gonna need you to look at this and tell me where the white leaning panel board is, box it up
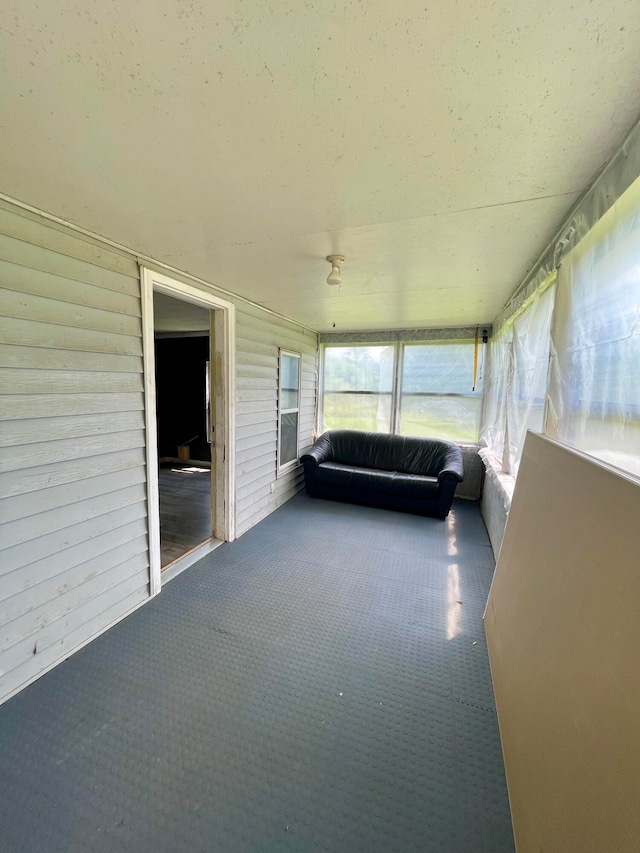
[485,431,640,853]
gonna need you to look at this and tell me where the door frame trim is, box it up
[140,267,236,595]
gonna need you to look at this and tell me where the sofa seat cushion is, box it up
[315,461,439,499]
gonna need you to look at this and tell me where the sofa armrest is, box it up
[435,472,459,519]
[438,464,464,483]
[300,433,334,467]
[301,433,334,498]
[437,445,464,483]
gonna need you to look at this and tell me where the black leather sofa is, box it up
[300,429,464,519]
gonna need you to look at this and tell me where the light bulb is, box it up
[327,265,342,286]
[326,255,345,286]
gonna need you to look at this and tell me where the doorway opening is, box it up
[141,269,236,595]
[154,295,212,568]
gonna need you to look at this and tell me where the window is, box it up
[480,324,512,467]
[506,283,555,474]
[278,350,300,472]
[482,175,640,482]
[480,280,555,474]
[547,176,640,477]
[320,339,482,441]
[322,345,394,433]
[399,342,484,442]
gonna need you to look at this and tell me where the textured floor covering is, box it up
[159,464,212,567]
[0,494,514,853]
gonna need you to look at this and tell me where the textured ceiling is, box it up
[1,1,640,331]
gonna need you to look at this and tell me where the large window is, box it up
[278,350,300,472]
[481,174,640,482]
[323,345,394,433]
[547,176,640,477]
[321,339,483,441]
[400,342,484,442]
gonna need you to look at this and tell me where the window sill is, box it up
[276,460,300,479]
[479,448,515,511]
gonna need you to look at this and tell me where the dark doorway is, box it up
[155,336,211,464]
[153,294,213,568]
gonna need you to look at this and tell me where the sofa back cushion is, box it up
[325,430,458,477]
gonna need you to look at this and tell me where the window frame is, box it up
[397,340,485,442]
[319,339,483,442]
[318,341,396,436]
[277,349,301,475]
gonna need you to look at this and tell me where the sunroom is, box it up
[1,2,640,850]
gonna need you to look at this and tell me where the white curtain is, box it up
[546,176,640,478]
[506,282,556,475]
[480,325,512,467]
[481,278,555,474]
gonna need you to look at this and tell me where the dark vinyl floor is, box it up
[159,463,212,567]
[0,494,515,853]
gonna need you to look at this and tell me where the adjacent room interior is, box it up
[153,292,214,568]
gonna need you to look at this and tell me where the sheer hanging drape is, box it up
[546,176,640,477]
[506,283,555,475]
[480,325,512,467]
[480,278,555,474]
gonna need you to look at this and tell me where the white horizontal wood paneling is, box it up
[0,344,142,373]
[235,422,277,442]
[0,468,146,526]
[1,581,149,703]
[1,553,149,655]
[236,465,277,495]
[0,258,141,315]
[0,522,147,616]
[0,448,145,498]
[0,482,147,548]
[236,470,304,532]
[0,216,150,706]
[236,389,278,404]
[234,302,318,537]
[236,410,276,430]
[0,210,139,279]
[1,504,148,575]
[0,316,143,355]
[236,363,277,379]
[236,440,279,467]
[0,412,145,447]
[0,200,320,704]
[0,367,143,395]
[0,536,148,628]
[1,288,141,336]
[0,430,145,473]
[0,392,143,420]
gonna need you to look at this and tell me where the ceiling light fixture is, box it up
[326,254,345,286]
